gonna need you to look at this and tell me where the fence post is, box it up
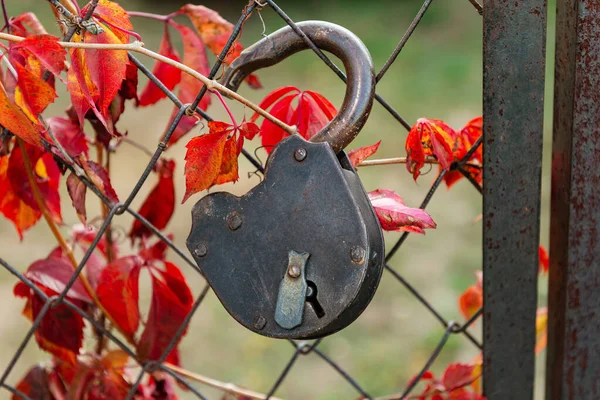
[547,2,600,399]
[482,1,547,398]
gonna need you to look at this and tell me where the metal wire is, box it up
[0,1,485,399]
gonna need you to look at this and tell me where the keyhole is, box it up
[306,280,325,318]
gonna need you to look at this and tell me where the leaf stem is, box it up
[210,89,238,128]
[0,32,297,135]
[18,138,134,345]
[127,11,171,22]
[162,362,283,400]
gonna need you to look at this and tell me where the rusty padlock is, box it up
[186,21,384,339]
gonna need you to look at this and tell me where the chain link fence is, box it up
[0,0,486,398]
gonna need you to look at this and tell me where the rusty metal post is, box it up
[547,1,600,399]
[482,1,547,398]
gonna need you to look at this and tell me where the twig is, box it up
[0,32,296,135]
[127,11,172,22]
[358,156,481,169]
[162,362,283,400]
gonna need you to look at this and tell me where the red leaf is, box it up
[84,29,128,119]
[539,245,549,274]
[182,127,230,203]
[67,173,87,224]
[9,12,47,37]
[24,256,92,303]
[138,26,182,106]
[0,81,43,148]
[458,271,483,321]
[12,365,53,400]
[46,116,89,158]
[305,90,337,120]
[238,121,260,141]
[81,158,119,203]
[167,22,211,145]
[8,144,62,224]
[71,224,119,261]
[139,234,173,263]
[259,93,296,154]
[297,93,337,139]
[250,86,300,123]
[67,48,104,128]
[0,155,41,238]
[28,284,85,364]
[96,255,143,337]
[347,141,381,169]
[11,34,66,78]
[443,363,475,391]
[406,118,457,181]
[137,261,193,363]
[368,189,436,234]
[179,4,262,88]
[130,159,176,241]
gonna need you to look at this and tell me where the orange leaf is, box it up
[166,22,211,145]
[0,82,43,148]
[0,155,41,239]
[406,118,456,181]
[214,135,239,185]
[182,127,229,203]
[536,307,548,354]
[459,271,483,321]
[67,47,103,127]
[347,141,381,168]
[10,34,66,78]
[14,62,57,116]
[92,0,134,44]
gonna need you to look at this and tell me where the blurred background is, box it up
[0,0,556,398]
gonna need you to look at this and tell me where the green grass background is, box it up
[0,0,556,398]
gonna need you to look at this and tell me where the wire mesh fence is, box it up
[0,0,486,398]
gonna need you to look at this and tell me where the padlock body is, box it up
[187,135,384,339]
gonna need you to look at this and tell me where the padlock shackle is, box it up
[220,21,375,154]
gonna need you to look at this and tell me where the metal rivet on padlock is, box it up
[187,21,384,340]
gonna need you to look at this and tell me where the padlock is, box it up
[186,21,384,339]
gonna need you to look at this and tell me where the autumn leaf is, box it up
[459,271,483,321]
[166,22,211,145]
[96,255,143,337]
[0,81,44,148]
[10,34,66,78]
[347,141,381,168]
[13,62,57,117]
[80,158,119,203]
[46,117,89,160]
[137,261,193,364]
[12,365,53,400]
[139,234,173,263]
[138,25,182,106]
[179,4,262,88]
[91,0,135,45]
[14,282,85,364]
[8,144,62,224]
[23,256,92,303]
[67,174,87,224]
[536,307,548,354]
[130,159,176,241]
[406,118,456,181]
[413,363,485,400]
[251,86,337,153]
[0,155,41,238]
[443,117,483,189]
[539,245,549,274]
[9,12,47,37]
[183,121,237,203]
[367,189,436,234]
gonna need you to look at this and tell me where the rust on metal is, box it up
[482,0,547,398]
[547,1,600,399]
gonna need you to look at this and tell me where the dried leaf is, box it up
[347,141,381,168]
[130,159,176,241]
[96,255,143,337]
[368,189,436,234]
[67,173,87,224]
[81,158,119,203]
[138,26,182,106]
